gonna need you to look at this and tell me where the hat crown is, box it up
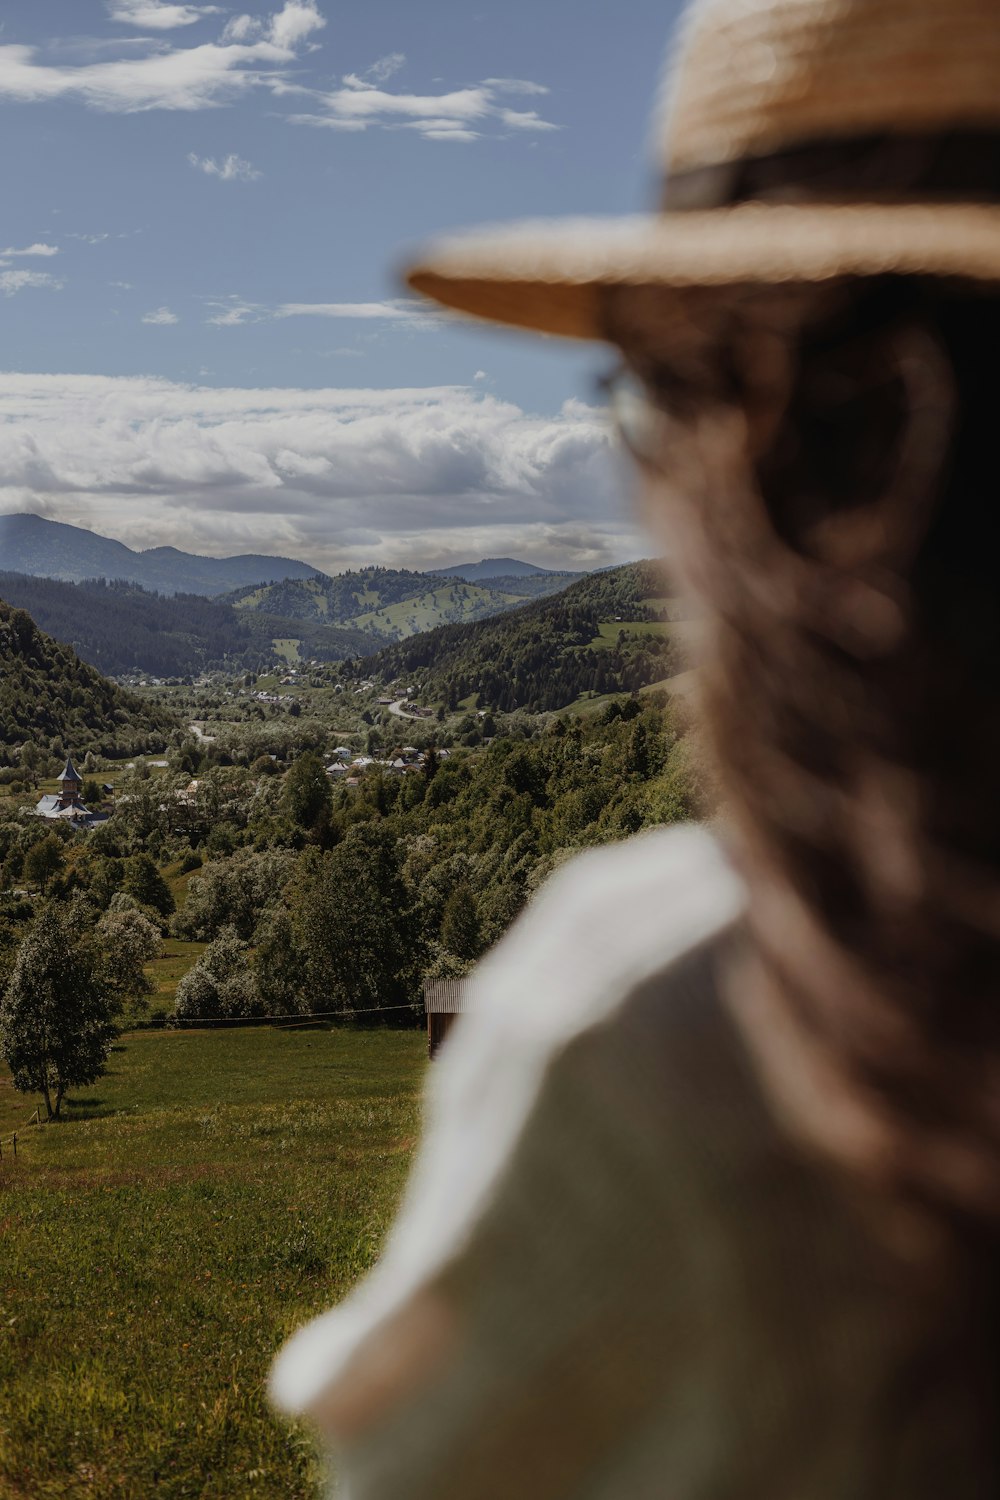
[663,0,1000,176]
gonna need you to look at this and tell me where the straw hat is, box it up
[405,0,1000,340]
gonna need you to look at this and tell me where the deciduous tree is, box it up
[0,904,117,1119]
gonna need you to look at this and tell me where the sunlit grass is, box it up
[0,1026,426,1499]
[146,936,208,1011]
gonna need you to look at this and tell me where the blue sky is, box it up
[0,0,681,573]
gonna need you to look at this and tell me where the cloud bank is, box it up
[0,373,639,573]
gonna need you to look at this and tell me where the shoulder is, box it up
[464,822,745,1054]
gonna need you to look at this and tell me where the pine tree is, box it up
[440,883,482,962]
[122,852,175,919]
[283,752,333,831]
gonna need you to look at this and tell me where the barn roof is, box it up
[423,977,475,1015]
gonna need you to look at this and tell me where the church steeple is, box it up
[57,757,83,808]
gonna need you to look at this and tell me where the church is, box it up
[33,757,106,829]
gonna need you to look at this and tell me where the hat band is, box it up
[663,129,1000,212]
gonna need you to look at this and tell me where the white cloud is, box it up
[203,296,437,328]
[0,2,325,113]
[288,74,558,141]
[0,372,637,572]
[368,52,405,84]
[274,299,435,324]
[473,370,488,382]
[268,0,326,50]
[1,269,64,296]
[482,78,550,95]
[188,151,261,180]
[142,306,179,323]
[205,297,262,326]
[221,1,325,49]
[106,0,224,28]
[2,243,59,257]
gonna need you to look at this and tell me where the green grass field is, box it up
[146,936,208,1012]
[0,1027,426,1499]
[270,639,301,666]
[588,620,683,651]
[352,583,520,640]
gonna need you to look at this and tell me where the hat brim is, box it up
[405,203,1000,341]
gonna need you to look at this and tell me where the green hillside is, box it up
[226,565,582,641]
[342,561,686,713]
[0,600,177,760]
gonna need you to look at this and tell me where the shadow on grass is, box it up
[63,1095,115,1120]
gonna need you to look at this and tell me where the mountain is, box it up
[0,513,321,597]
[429,557,554,582]
[0,600,177,760]
[0,573,380,678]
[226,565,582,642]
[341,561,686,714]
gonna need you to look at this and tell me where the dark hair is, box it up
[605,272,1000,1241]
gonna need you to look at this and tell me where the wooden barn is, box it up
[423,977,474,1059]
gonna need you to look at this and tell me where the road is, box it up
[387,699,425,721]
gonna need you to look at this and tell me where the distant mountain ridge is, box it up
[429,557,553,582]
[226,565,583,641]
[0,513,322,597]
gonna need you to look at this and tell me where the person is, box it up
[272,0,1000,1493]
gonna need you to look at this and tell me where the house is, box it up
[33,756,107,830]
[326,763,349,778]
[423,977,474,1059]
[332,746,352,761]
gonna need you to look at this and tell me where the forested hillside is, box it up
[0,573,379,677]
[343,561,683,712]
[227,565,582,640]
[0,601,177,760]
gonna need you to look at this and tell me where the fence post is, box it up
[11,1134,16,1158]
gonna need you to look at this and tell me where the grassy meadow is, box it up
[0,1026,426,1499]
